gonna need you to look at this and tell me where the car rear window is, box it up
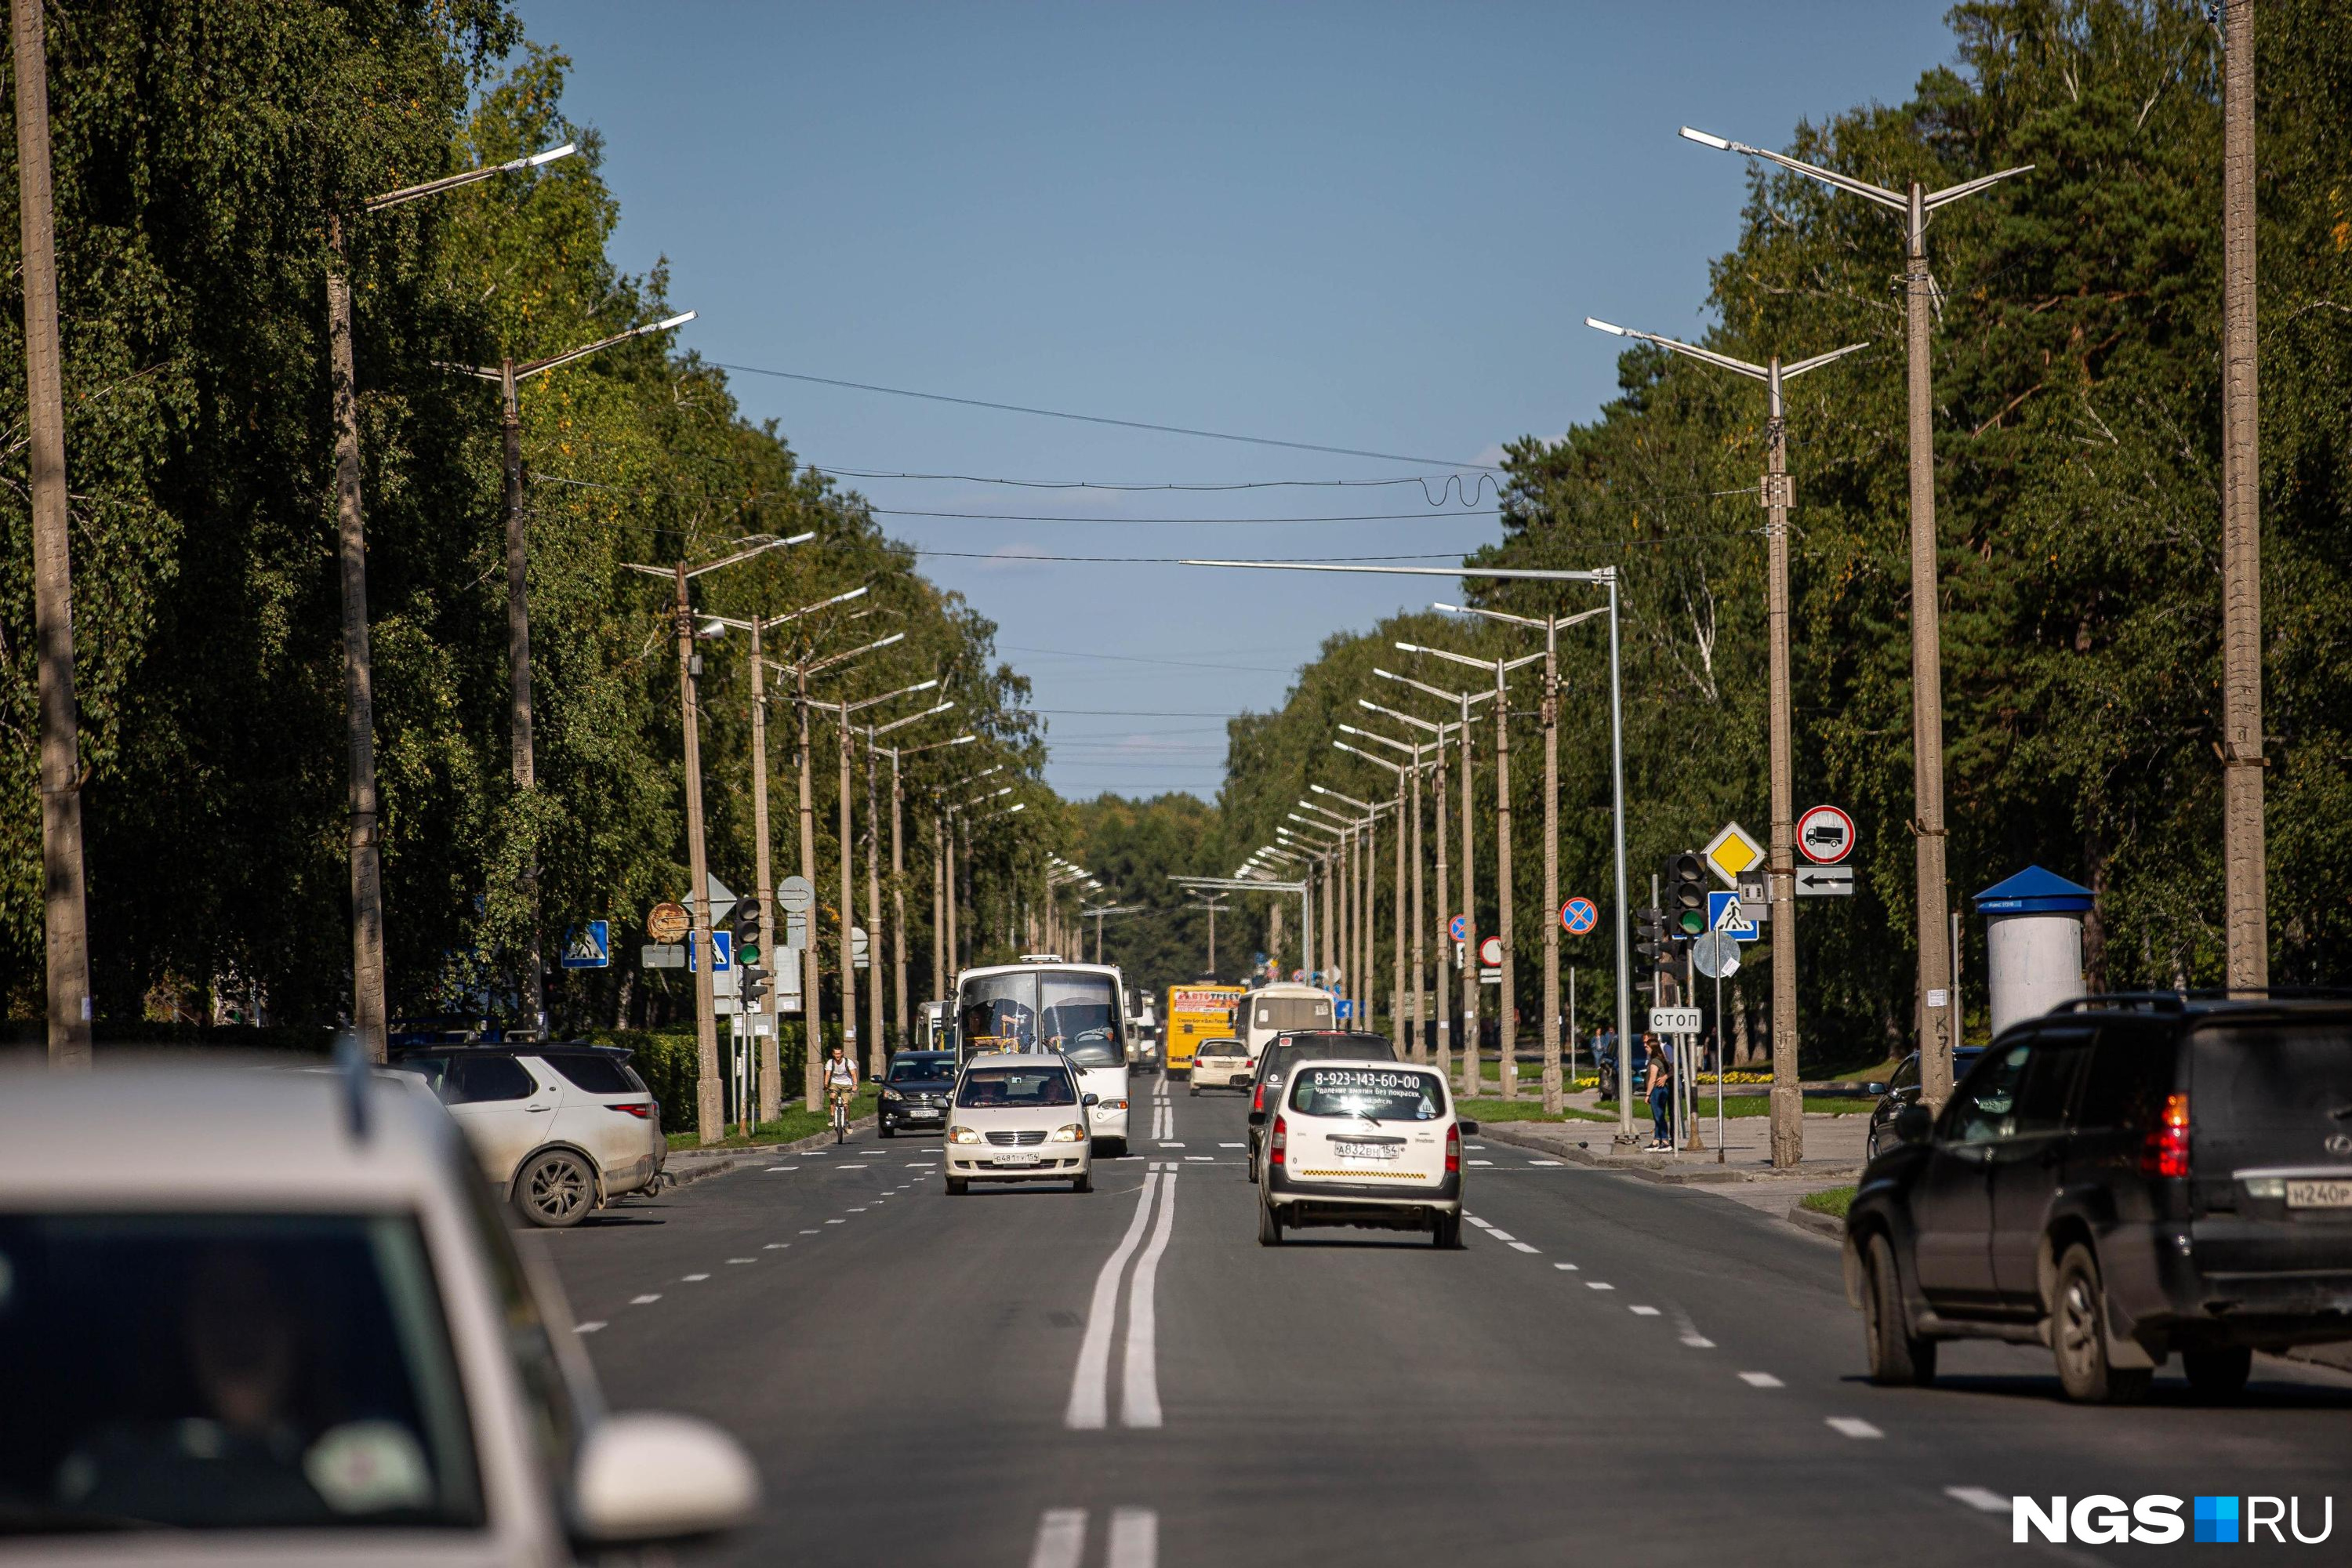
[1198,1040,1246,1058]
[540,1053,639,1096]
[0,1213,483,1533]
[2190,1021,2352,1168]
[1289,1066,1446,1121]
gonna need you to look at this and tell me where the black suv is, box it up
[1845,996,2352,1403]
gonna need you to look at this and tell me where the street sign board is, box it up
[706,873,739,925]
[1560,897,1599,935]
[1478,935,1504,967]
[560,921,610,970]
[1795,865,1856,897]
[1336,999,1353,1020]
[1650,1006,1703,1035]
[1480,969,1501,985]
[776,874,815,915]
[1797,804,1856,866]
[851,926,870,971]
[1448,914,1469,942]
[641,943,684,969]
[1702,822,1765,889]
[1692,932,1742,980]
[1737,872,1769,923]
[779,909,808,951]
[688,931,734,971]
[646,901,691,943]
[1706,890,1759,942]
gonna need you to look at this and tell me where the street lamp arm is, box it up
[1586,318,1770,383]
[1436,601,1609,633]
[363,142,577,212]
[1923,163,2033,212]
[686,532,815,579]
[844,677,940,717]
[1190,561,1613,586]
[806,630,906,676]
[870,699,954,738]
[1356,697,1446,737]
[1780,340,1874,380]
[1372,665,1493,709]
[1681,125,1907,212]
[516,312,698,380]
[1333,740,1404,775]
[1310,782,1378,811]
[1337,722,1416,759]
[902,731,979,758]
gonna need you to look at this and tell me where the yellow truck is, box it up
[1163,983,1243,1078]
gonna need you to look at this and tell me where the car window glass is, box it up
[1888,1057,1918,1093]
[539,1054,633,1096]
[1290,1066,1444,1120]
[888,1055,954,1083]
[1941,1041,2030,1143]
[2011,1030,2094,1135]
[390,1055,452,1095]
[2074,1023,2176,1130]
[448,1056,535,1105]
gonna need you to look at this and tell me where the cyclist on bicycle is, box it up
[823,1046,859,1125]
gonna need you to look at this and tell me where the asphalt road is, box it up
[531,1076,2352,1567]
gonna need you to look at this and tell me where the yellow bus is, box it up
[1163,983,1243,1078]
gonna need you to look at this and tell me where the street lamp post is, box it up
[864,703,953,1054]
[1344,720,1431,1061]
[1332,746,1410,1056]
[880,730,973,1038]
[827,678,938,1075]
[1587,318,1868,1165]
[330,140,577,1060]
[1680,125,2027,1106]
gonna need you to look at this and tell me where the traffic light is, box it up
[1664,851,1708,938]
[731,902,762,968]
[741,965,772,1009]
[1633,906,1673,999]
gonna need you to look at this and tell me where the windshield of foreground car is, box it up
[955,1067,1079,1109]
[1289,1066,1446,1122]
[0,1212,482,1533]
[887,1054,956,1083]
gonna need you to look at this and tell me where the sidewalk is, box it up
[1467,1078,1869,1186]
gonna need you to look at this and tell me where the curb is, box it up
[657,1114,880,1191]
[1783,1202,1846,1240]
[1475,1122,1745,1184]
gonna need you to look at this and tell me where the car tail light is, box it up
[1270,1115,1287,1167]
[1252,1081,1265,1113]
[609,1102,654,1120]
[1445,1123,1461,1174]
[2140,1092,2190,1178]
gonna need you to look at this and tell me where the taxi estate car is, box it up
[944,1053,1098,1195]
[1251,1059,1475,1247]
[0,1054,758,1562]
[1187,1036,1253,1095]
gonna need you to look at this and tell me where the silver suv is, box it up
[390,1045,666,1228]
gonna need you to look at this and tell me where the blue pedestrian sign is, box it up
[560,920,611,970]
[688,930,733,971]
[1559,897,1599,935]
[1336,999,1354,1021]
[1708,890,1759,942]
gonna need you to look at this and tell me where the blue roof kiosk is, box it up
[1973,866,2096,1036]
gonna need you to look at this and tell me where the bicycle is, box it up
[829,1088,851,1144]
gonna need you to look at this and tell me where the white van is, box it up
[1235,981,1336,1062]
[951,960,1131,1158]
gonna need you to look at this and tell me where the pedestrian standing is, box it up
[1643,1033,1671,1150]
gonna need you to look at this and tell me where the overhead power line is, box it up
[713,361,1503,471]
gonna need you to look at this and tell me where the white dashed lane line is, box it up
[575,1321,606,1334]
[764,1243,789,1250]
[836,1164,869,1171]
[1553,1261,1580,1272]
[765,1165,799,1172]
[1739,1372,1784,1388]
[1586,1282,1615,1291]
[1507,1241,1539,1254]
[799,1228,820,1235]
[825,1219,845,1225]
[1682,1334,1716,1348]
[727,1257,756,1265]
[1219,1142,1243,1148]
[1947,1488,2009,1515]
[1628,1305,1660,1316]
[681,1273,710,1283]
[1826,1417,1884,1439]
[630,1294,661,1305]
[1530,1159,1563,1167]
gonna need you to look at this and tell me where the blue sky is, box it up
[509,2,1958,800]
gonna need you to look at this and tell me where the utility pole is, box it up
[2220,0,2267,992]
[797,666,820,1110]
[932,798,947,1000]
[1679,125,2026,1105]
[891,752,907,1042]
[1392,771,1406,1055]
[1586,318,1866,1167]
[749,615,778,1123]
[1493,660,1515,1099]
[12,0,89,1065]
[674,564,720,1139]
[1459,695,1477,1097]
[837,700,856,1073]
[1433,730,1450,1080]
[865,735,884,1067]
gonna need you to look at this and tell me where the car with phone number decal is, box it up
[1253,1061,1475,1248]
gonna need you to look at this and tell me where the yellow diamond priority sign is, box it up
[1702,822,1764,889]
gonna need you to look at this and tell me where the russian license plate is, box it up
[1334,1140,1399,1162]
[906,1107,940,1119]
[2285,1179,2352,1209]
[996,1152,1041,1167]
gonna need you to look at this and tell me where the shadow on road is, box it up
[1840,1371,2352,1410]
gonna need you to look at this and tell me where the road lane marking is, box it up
[1469,1159,1495,1167]
[825,1219,844,1225]
[1185,1156,1213,1162]
[1628,1305,1660,1316]
[681,1273,709,1282]
[1220,1142,1243,1148]
[1530,1159,1563,1166]
[1682,1335,1716,1348]
[1109,1506,1159,1568]
[800,1228,819,1234]
[630,1294,661,1305]
[765,1166,799,1172]
[1484,1229,1518,1243]
[1508,1241,1539,1254]
[1122,1171,1180,1428]
[1065,1172,1163,1430]
[1739,1372,1783,1388]
[1466,1144,1486,1150]
[764,1243,789,1250]
[575,1321,606,1334]
[727,1257,756,1265]
[1586,1282,1615,1290]
[1826,1417,1883,1439]
[1159,1142,1185,1148]
[1947,1488,2009,1514]
[1029,1507,1087,1568]
[836,1163,868,1170]
[1467,1215,1494,1229]
[1553,1262,1580,1271]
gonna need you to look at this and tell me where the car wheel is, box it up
[879,1121,895,1138]
[1098,1138,1127,1160]
[1189,1082,1200,1097]
[1864,1127,1878,1163]
[2183,1346,2252,1401]
[517,1150,594,1229]
[1073,1171,1094,1193]
[2052,1243,2151,1404]
[1432,1211,1464,1250]
[1257,1196,1283,1247]
[945,1177,969,1196]
[1860,1232,1936,1386]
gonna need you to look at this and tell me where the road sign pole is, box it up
[1494,655,1517,1102]
[675,564,721,1145]
[1715,966,1726,1163]
[750,615,780,1123]
[1541,620,1561,1114]
[1606,576,1634,1145]
[1432,736,1451,1083]
[1458,693,1478,1099]
[1764,361,1803,1168]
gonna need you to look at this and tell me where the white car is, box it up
[1188,1036,1252,1094]
[944,1054,1097,1195]
[0,1058,757,1562]
[390,1044,665,1228]
[1253,1060,1475,1248]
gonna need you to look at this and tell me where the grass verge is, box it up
[666,1086,880,1150]
[1459,1096,1619,1124]
[1799,1185,1856,1219]
[1595,1094,1878,1118]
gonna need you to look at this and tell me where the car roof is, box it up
[2046,992,2352,1022]
[956,960,1124,983]
[960,1051,1075,1067]
[0,1062,466,1207]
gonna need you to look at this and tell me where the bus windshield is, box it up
[956,971,1124,1067]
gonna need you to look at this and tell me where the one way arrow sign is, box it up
[1795,865,1855,897]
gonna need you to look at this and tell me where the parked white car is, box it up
[390,1044,665,1228]
[0,1058,757,1562]
[1252,1060,1475,1247]
[944,1054,1097,1195]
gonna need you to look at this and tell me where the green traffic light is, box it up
[1675,910,1707,936]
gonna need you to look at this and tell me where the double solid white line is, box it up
[1030,1506,1157,1568]
[1065,1169,1180,1429]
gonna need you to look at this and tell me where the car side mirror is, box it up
[1894,1102,1933,1146]
[1083,1092,1099,1107]
[1865,1082,1886,1098]
[571,1412,758,1544]
[1247,1109,1265,1127]
[1457,1119,1480,1135]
